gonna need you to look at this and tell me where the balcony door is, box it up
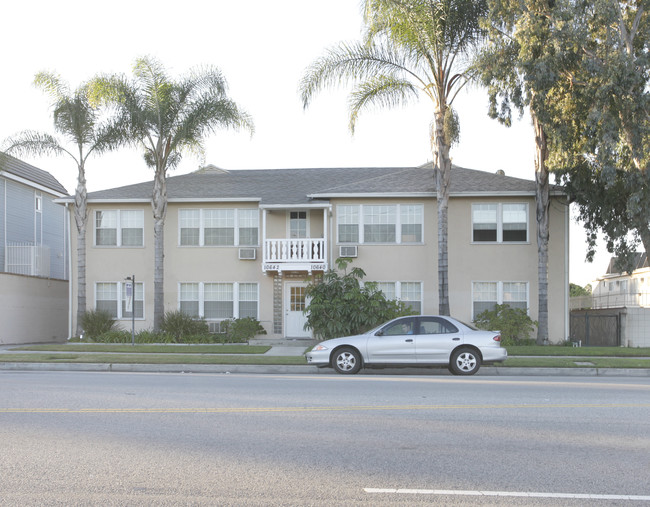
[285,282,310,338]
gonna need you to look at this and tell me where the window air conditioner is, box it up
[238,248,257,260]
[339,245,358,258]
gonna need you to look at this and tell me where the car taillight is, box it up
[493,334,501,342]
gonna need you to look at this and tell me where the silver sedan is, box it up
[305,315,507,375]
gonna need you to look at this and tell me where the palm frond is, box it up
[348,75,419,133]
[3,131,73,160]
[300,40,428,108]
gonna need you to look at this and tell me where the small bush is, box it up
[160,311,210,342]
[135,330,174,344]
[81,310,118,339]
[224,317,267,343]
[474,304,537,346]
[96,330,132,343]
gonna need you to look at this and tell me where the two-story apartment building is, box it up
[0,153,69,344]
[63,164,570,342]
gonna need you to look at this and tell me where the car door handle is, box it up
[452,337,460,341]
[405,339,414,342]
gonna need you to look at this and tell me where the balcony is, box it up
[263,238,327,273]
[5,242,51,278]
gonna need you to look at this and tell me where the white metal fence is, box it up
[5,242,50,277]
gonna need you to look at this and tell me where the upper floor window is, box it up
[289,211,308,239]
[337,204,423,244]
[95,210,144,247]
[35,192,42,213]
[179,208,259,247]
[472,203,528,243]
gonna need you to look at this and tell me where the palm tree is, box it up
[91,57,254,330]
[3,72,125,335]
[300,0,487,315]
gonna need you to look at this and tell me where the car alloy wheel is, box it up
[333,347,361,374]
[450,347,481,375]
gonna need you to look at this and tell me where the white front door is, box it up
[285,282,310,338]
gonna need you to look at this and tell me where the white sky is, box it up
[1,0,611,286]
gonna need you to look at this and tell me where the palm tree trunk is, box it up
[432,109,451,316]
[74,164,87,337]
[533,111,550,345]
[152,166,168,331]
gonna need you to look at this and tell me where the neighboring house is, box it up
[0,153,69,344]
[591,253,650,309]
[61,164,570,343]
[570,253,649,348]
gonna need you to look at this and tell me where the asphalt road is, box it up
[1,371,650,506]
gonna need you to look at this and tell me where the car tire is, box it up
[449,347,481,376]
[332,347,362,374]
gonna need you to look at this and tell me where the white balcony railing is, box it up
[570,291,650,310]
[5,242,51,277]
[263,238,327,272]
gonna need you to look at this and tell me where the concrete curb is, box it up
[1,362,650,377]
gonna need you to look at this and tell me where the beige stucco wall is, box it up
[0,273,69,344]
[72,194,569,342]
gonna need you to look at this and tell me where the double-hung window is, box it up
[472,281,529,318]
[337,204,423,244]
[369,281,423,314]
[179,209,259,246]
[95,281,144,319]
[204,210,234,246]
[472,203,528,243]
[95,210,144,247]
[179,282,259,320]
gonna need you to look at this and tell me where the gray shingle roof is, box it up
[0,152,69,195]
[84,164,547,205]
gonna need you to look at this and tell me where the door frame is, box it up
[284,281,311,338]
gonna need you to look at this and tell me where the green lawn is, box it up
[505,346,650,357]
[11,344,272,354]
[0,353,306,365]
[1,343,649,369]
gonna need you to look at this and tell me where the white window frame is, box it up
[95,281,145,320]
[288,210,310,239]
[367,280,423,314]
[94,209,145,247]
[471,203,529,244]
[337,204,424,245]
[471,281,530,319]
[178,208,260,247]
[178,282,259,320]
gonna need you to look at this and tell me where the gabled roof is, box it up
[80,164,552,206]
[0,152,68,196]
[605,253,649,275]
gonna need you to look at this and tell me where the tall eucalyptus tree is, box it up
[91,57,254,330]
[4,72,125,335]
[552,0,650,272]
[477,0,582,343]
[300,0,487,316]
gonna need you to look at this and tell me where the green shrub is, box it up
[474,304,537,346]
[96,330,132,343]
[305,258,416,340]
[81,310,118,339]
[224,317,267,343]
[135,330,174,344]
[160,311,209,342]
